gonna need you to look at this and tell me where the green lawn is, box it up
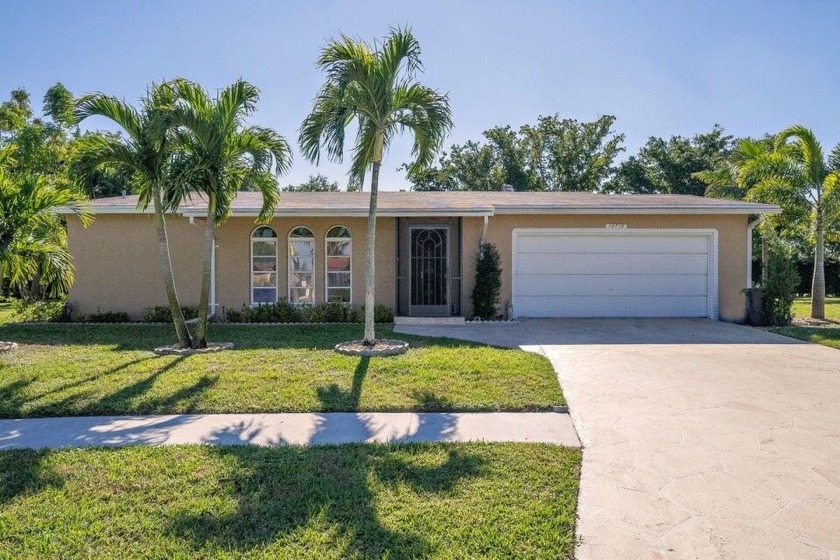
[769,325,840,350]
[791,296,840,321]
[0,303,14,325]
[0,323,564,417]
[0,443,580,559]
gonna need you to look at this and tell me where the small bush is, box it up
[239,301,303,323]
[11,299,67,322]
[472,242,502,319]
[83,310,131,323]
[361,304,394,324]
[761,238,799,326]
[302,302,358,323]
[225,307,243,323]
[141,305,199,323]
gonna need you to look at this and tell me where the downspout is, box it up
[480,215,489,245]
[209,239,216,320]
[746,215,765,289]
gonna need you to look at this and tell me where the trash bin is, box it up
[743,288,765,326]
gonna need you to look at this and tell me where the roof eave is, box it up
[492,205,782,215]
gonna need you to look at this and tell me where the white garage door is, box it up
[512,229,717,318]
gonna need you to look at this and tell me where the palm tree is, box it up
[770,125,840,319]
[299,27,453,344]
[73,84,194,346]
[168,79,292,348]
[0,167,91,299]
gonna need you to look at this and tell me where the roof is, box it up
[67,191,780,217]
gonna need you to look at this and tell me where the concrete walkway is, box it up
[397,319,840,560]
[0,412,580,449]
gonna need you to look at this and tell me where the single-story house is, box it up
[61,191,779,323]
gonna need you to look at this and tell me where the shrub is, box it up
[224,307,243,323]
[83,310,131,323]
[11,299,67,322]
[302,302,359,323]
[471,242,502,319]
[761,237,799,326]
[239,301,303,323]
[140,305,199,323]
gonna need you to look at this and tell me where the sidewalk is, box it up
[0,412,580,449]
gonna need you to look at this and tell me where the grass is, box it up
[0,443,580,559]
[0,303,14,325]
[769,325,840,349]
[0,323,564,417]
[791,296,840,321]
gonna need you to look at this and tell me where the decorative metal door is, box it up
[410,227,449,316]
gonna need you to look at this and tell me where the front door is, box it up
[410,227,449,316]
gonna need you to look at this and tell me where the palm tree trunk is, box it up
[812,205,826,319]
[363,161,381,345]
[195,194,216,348]
[153,191,193,348]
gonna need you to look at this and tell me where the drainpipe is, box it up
[209,239,217,320]
[746,216,765,289]
[480,215,489,245]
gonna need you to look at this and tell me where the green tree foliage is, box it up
[43,83,76,129]
[606,125,734,195]
[300,27,452,344]
[0,86,96,300]
[282,173,339,192]
[471,242,502,319]
[405,115,623,192]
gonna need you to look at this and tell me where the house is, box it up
[61,191,779,323]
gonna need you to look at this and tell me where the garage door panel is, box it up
[515,296,709,318]
[515,274,708,297]
[516,252,709,275]
[516,234,709,255]
[512,230,715,319]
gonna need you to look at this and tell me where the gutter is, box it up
[746,216,765,289]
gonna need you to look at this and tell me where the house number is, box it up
[606,223,628,229]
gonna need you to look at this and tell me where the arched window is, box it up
[288,226,315,304]
[325,226,351,303]
[251,226,278,304]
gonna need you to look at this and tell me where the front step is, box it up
[393,316,466,326]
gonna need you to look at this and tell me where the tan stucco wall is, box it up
[67,214,396,319]
[459,213,749,322]
[67,212,749,322]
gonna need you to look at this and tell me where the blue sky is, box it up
[2,0,838,191]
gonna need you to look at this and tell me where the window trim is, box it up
[250,226,278,306]
[325,225,352,305]
[288,225,316,305]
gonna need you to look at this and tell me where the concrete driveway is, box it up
[396,319,840,560]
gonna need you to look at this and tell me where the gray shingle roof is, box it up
[79,191,780,216]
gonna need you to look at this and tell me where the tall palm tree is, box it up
[168,79,292,348]
[0,167,91,299]
[299,27,453,344]
[771,125,840,319]
[696,137,809,285]
[73,84,194,346]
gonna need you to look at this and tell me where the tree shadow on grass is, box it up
[167,443,486,558]
[316,356,369,411]
[0,355,218,418]
[0,449,62,506]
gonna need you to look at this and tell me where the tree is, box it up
[404,115,622,192]
[765,125,840,319]
[300,27,453,344]
[282,174,339,192]
[0,165,91,300]
[43,83,76,129]
[168,79,292,348]
[519,115,624,192]
[606,125,734,195]
[73,83,194,347]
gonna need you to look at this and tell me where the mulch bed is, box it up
[153,342,235,356]
[0,341,17,353]
[334,339,409,357]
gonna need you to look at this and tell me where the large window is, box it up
[251,226,278,304]
[325,226,352,303]
[288,226,315,304]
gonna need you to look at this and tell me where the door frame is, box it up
[409,225,451,317]
[510,228,719,319]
